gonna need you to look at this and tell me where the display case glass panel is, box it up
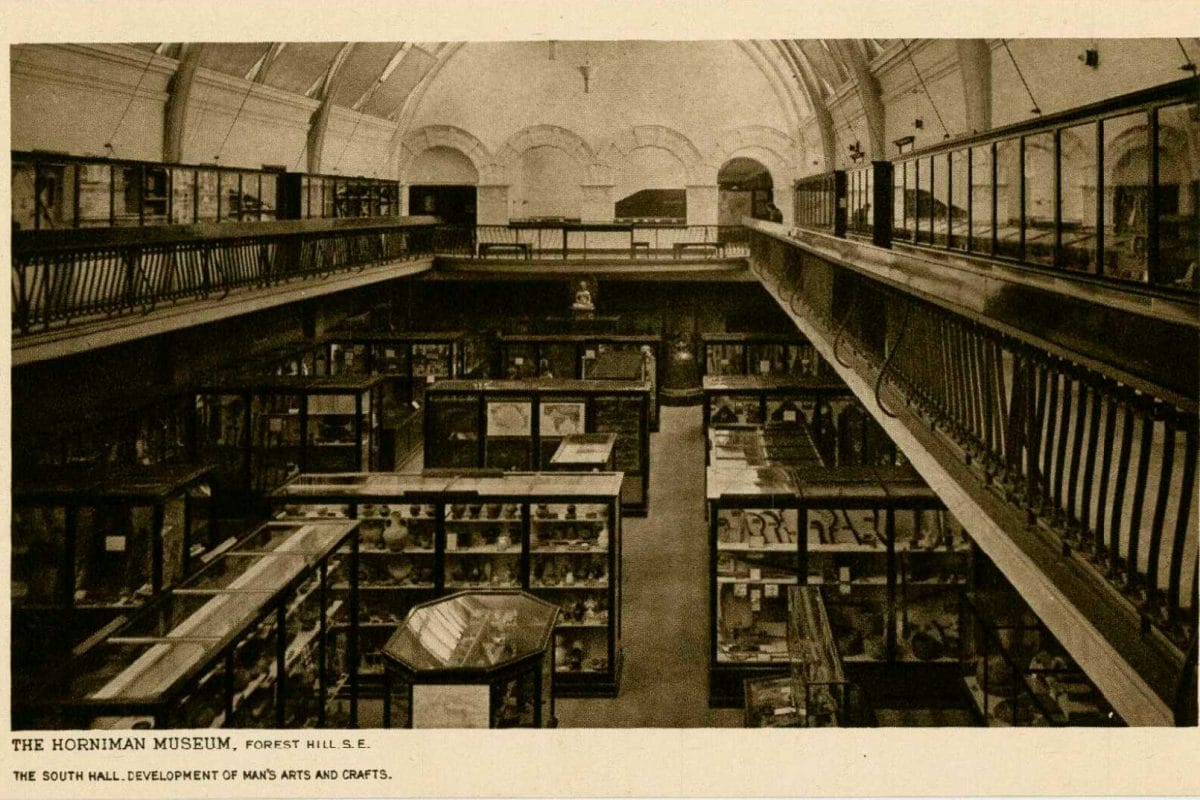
[196,169,220,222]
[251,392,303,492]
[443,502,523,590]
[425,394,480,468]
[170,168,196,224]
[12,505,67,607]
[78,163,112,227]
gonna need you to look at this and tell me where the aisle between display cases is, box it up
[496,334,664,431]
[16,519,362,730]
[272,470,624,698]
[190,375,384,513]
[423,379,651,515]
[707,463,970,706]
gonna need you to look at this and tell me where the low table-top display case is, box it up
[381,591,559,728]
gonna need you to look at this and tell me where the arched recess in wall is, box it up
[717,157,775,225]
[397,125,492,222]
[497,125,598,221]
[611,146,689,222]
[712,126,799,223]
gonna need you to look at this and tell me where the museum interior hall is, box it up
[7,36,1199,731]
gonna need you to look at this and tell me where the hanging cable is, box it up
[1000,39,1042,115]
[1177,39,1198,73]
[213,49,272,163]
[329,110,366,175]
[901,40,951,139]
[873,296,912,419]
[104,49,158,155]
[831,281,859,369]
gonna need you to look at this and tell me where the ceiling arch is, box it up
[494,124,607,184]
[597,125,709,185]
[397,124,500,183]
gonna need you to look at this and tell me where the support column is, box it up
[476,184,509,225]
[162,43,206,163]
[834,40,886,160]
[580,184,614,223]
[686,185,719,226]
[956,39,993,135]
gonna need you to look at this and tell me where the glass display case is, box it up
[549,433,618,472]
[706,424,825,469]
[17,519,361,730]
[192,376,383,511]
[424,379,651,515]
[272,470,625,697]
[743,586,849,727]
[700,333,827,380]
[496,334,664,430]
[703,375,897,467]
[961,583,1123,727]
[381,591,558,728]
[707,463,970,706]
[12,465,216,618]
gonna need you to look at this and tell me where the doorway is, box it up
[408,185,478,226]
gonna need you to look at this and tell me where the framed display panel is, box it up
[549,433,618,472]
[706,463,970,706]
[191,376,383,512]
[271,470,625,698]
[17,519,361,730]
[380,591,558,728]
[496,334,664,431]
[323,332,485,470]
[424,379,651,515]
[700,333,827,380]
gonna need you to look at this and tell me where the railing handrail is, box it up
[14,216,444,254]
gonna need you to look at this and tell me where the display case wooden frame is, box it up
[700,333,825,380]
[424,379,651,515]
[190,375,384,513]
[271,470,625,698]
[496,334,664,431]
[322,332,488,469]
[380,590,559,728]
[16,519,361,730]
[707,463,970,706]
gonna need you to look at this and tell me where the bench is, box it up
[631,241,651,258]
[478,242,531,260]
[672,241,724,259]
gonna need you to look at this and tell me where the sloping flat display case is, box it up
[700,333,829,381]
[706,464,969,706]
[961,586,1123,727]
[706,424,825,470]
[17,519,361,730]
[12,465,217,680]
[380,591,559,728]
[191,376,383,512]
[497,334,664,431]
[424,379,651,516]
[703,375,897,467]
[271,471,625,698]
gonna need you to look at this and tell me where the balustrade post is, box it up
[871,161,893,248]
[833,170,848,238]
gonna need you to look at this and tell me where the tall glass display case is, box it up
[496,334,664,430]
[191,376,383,511]
[322,331,487,468]
[700,333,826,380]
[424,379,651,515]
[17,519,361,730]
[707,463,970,706]
[271,470,625,697]
[380,591,558,728]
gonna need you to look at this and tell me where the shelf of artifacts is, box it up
[15,519,361,731]
[190,375,384,510]
[743,586,851,728]
[703,375,898,468]
[423,378,651,516]
[700,332,828,380]
[319,331,488,470]
[496,333,665,430]
[271,469,624,697]
[960,563,1124,727]
[706,463,971,707]
[11,464,218,693]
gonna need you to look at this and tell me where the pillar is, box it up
[686,185,719,226]
[476,184,509,225]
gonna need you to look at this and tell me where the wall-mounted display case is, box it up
[191,376,383,512]
[380,591,558,728]
[743,586,849,727]
[424,379,651,515]
[322,332,488,469]
[707,463,970,706]
[496,334,664,431]
[700,333,828,380]
[703,375,897,468]
[961,582,1123,727]
[271,470,624,698]
[17,519,361,730]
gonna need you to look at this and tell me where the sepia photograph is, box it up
[3,1,1200,798]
